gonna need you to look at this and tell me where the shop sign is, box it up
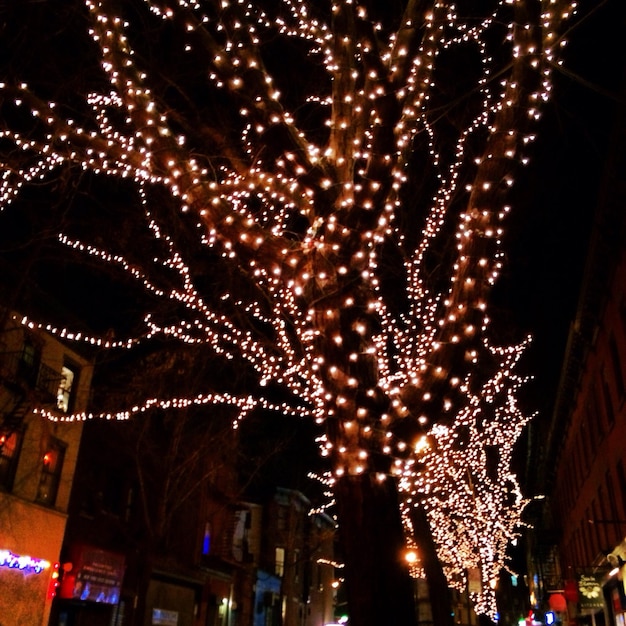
[578,574,604,610]
[59,544,124,605]
[152,608,178,625]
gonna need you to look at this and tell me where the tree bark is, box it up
[334,474,417,626]
[410,505,455,626]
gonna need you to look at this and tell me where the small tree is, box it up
[0,1,577,624]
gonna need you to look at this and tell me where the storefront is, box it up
[52,544,126,626]
[0,494,68,625]
[604,572,626,626]
[602,540,626,626]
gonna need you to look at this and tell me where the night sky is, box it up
[492,0,624,438]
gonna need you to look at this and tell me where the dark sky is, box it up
[492,0,625,431]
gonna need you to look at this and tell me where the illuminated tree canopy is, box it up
[0,0,576,619]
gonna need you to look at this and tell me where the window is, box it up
[579,425,591,475]
[57,362,78,413]
[592,496,605,550]
[617,460,626,520]
[36,437,66,506]
[17,340,40,387]
[605,471,618,520]
[232,509,252,562]
[574,435,585,486]
[275,547,285,577]
[293,549,300,582]
[609,334,625,398]
[0,428,24,491]
[583,509,593,565]
[591,384,606,437]
[202,522,212,556]
[586,399,599,450]
[277,505,288,531]
[602,373,615,426]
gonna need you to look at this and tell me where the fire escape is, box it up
[0,337,62,433]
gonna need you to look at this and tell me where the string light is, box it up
[0,0,577,617]
[0,549,50,575]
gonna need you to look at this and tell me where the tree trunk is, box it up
[334,474,417,626]
[410,505,455,626]
[131,545,154,626]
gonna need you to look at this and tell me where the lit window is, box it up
[0,428,24,491]
[275,547,285,577]
[57,363,78,413]
[202,522,211,555]
[36,438,66,506]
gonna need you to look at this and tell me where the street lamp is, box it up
[404,549,419,565]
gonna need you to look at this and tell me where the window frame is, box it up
[17,338,42,387]
[35,436,66,506]
[56,359,80,413]
[0,426,25,492]
[275,546,285,577]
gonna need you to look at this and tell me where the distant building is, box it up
[51,409,336,626]
[51,409,244,626]
[0,311,93,626]
[256,487,336,626]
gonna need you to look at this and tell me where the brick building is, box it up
[526,96,626,626]
[252,488,336,626]
[0,311,93,626]
[50,408,244,626]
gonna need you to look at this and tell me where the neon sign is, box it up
[0,549,51,574]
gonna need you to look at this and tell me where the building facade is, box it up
[254,488,336,626]
[0,311,93,626]
[527,96,626,626]
[49,410,244,626]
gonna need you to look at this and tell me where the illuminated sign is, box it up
[59,545,125,605]
[0,549,51,574]
[153,608,179,625]
[579,574,604,610]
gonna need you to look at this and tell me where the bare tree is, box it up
[0,1,577,624]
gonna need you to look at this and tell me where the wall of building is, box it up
[0,494,67,625]
[51,404,247,626]
[529,124,626,625]
[257,488,336,626]
[0,315,92,626]
[552,249,626,574]
[547,247,626,626]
